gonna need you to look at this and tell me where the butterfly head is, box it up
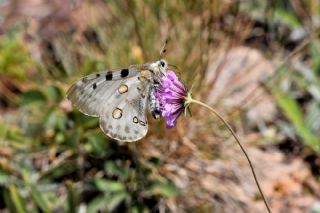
[153,59,168,76]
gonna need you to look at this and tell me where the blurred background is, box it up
[0,0,320,212]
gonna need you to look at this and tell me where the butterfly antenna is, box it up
[159,38,169,59]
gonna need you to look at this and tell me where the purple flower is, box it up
[155,70,187,128]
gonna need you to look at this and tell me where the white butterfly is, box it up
[67,60,168,142]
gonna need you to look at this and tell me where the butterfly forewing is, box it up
[66,68,138,117]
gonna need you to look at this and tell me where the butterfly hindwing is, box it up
[66,68,138,117]
[99,76,151,142]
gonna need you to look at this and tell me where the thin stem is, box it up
[186,96,272,213]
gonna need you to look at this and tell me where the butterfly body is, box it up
[67,60,167,142]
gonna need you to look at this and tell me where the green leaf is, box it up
[3,189,16,213]
[73,112,99,129]
[22,169,52,213]
[87,192,128,213]
[306,101,320,135]
[66,181,79,213]
[106,192,128,211]
[94,179,125,192]
[41,164,76,180]
[44,85,63,103]
[0,171,9,185]
[310,40,320,77]
[9,183,28,213]
[0,34,31,80]
[20,90,47,106]
[65,128,81,149]
[85,132,108,156]
[149,180,178,197]
[273,8,302,28]
[273,89,320,153]
[42,108,58,130]
[87,196,107,213]
[104,161,128,178]
[0,122,24,142]
[29,184,52,213]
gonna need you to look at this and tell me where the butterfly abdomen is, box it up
[148,86,161,119]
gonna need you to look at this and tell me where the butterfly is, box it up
[66,59,168,142]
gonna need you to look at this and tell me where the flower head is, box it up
[155,70,187,128]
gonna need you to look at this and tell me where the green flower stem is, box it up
[185,93,272,213]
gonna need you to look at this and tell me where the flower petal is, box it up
[155,70,187,128]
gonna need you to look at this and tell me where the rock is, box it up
[205,46,277,124]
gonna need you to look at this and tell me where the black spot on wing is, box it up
[93,83,97,89]
[96,73,100,77]
[106,72,113,80]
[121,69,129,78]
